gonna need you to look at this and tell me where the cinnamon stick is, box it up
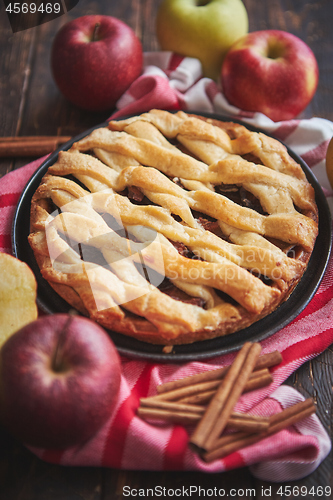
[137,405,270,432]
[140,398,270,422]
[138,406,200,425]
[243,369,273,392]
[156,350,282,394]
[177,369,273,405]
[205,342,262,451]
[189,342,262,452]
[227,414,270,432]
[145,367,272,406]
[0,136,71,157]
[202,398,316,463]
[143,379,222,403]
[139,398,205,414]
[177,389,218,406]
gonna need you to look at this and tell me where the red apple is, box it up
[51,15,143,112]
[221,30,319,122]
[0,314,121,449]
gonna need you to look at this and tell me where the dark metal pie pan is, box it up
[12,112,332,362]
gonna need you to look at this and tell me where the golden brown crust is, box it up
[28,110,318,345]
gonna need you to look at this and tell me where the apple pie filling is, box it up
[29,110,318,345]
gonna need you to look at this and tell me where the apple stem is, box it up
[52,316,72,373]
[92,22,101,42]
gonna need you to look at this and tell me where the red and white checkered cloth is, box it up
[1,52,332,482]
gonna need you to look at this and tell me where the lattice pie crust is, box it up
[29,110,318,345]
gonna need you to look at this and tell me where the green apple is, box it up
[156,0,248,80]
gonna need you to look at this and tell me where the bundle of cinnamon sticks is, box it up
[137,343,316,463]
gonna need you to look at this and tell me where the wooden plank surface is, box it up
[0,0,332,497]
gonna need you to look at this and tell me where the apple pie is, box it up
[28,110,318,345]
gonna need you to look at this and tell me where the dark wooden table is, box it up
[1,1,332,498]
